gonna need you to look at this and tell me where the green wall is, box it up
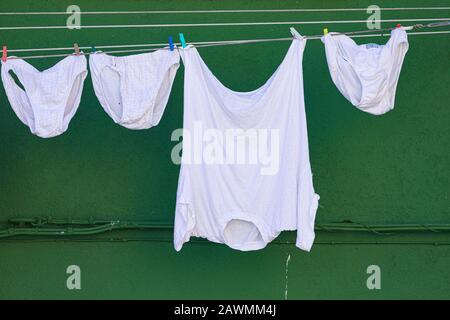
[0,0,449,299]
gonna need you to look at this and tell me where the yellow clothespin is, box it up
[323,28,329,35]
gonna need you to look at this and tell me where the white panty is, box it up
[322,28,409,115]
[1,54,88,138]
[89,49,180,130]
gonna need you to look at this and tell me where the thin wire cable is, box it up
[8,42,169,53]
[7,30,450,61]
[8,38,293,53]
[0,7,449,15]
[2,218,450,239]
[0,17,449,31]
[2,237,450,245]
[6,21,449,54]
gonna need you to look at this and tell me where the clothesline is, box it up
[0,6,449,14]
[1,17,449,31]
[6,24,449,54]
[3,21,450,60]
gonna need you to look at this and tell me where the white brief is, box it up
[1,54,88,138]
[89,49,180,129]
[322,28,409,115]
[175,35,320,252]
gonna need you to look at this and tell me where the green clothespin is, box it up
[179,33,186,48]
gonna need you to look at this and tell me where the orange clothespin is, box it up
[2,46,7,62]
[73,43,80,55]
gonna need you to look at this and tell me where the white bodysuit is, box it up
[89,49,180,130]
[175,36,320,252]
[1,54,88,138]
[321,28,409,115]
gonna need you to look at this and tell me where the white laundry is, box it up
[321,28,409,115]
[1,54,88,138]
[89,49,180,130]
[174,35,320,252]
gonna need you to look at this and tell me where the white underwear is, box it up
[1,54,88,138]
[322,28,409,115]
[175,36,319,252]
[89,49,180,129]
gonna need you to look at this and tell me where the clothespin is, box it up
[179,33,186,48]
[396,24,402,28]
[73,43,80,55]
[323,28,329,35]
[2,46,7,62]
[169,36,174,51]
[91,46,96,53]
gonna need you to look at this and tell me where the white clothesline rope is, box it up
[1,18,449,31]
[0,7,449,15]
[2,21,449,60]
[7,30,450,60]
[5,20,450,54]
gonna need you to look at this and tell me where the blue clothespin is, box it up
[91,46,96,53]
[169,36,174,51]
[179,33,186,48]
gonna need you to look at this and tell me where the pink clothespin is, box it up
[73,43,80,55]
[2,46,7,62]
[396,24,402,28]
